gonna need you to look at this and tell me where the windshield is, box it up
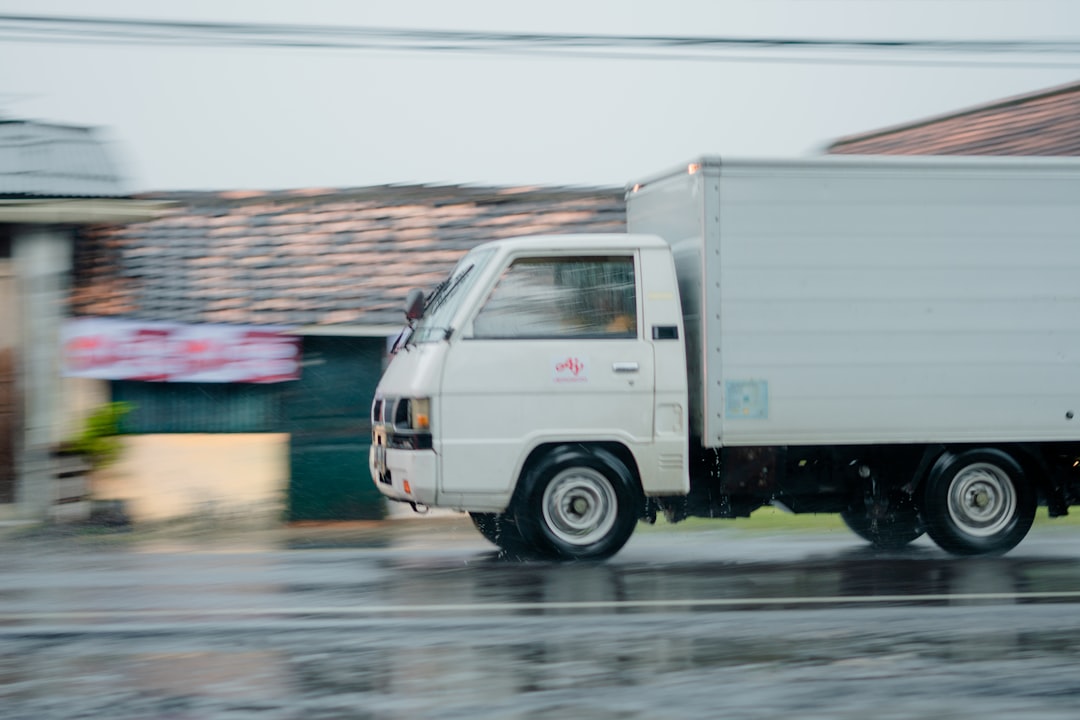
[410,246,496,343]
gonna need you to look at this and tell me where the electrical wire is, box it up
[0,13,1079,67]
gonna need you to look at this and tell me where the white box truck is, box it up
[370,156,1080,560]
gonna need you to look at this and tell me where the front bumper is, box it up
[370,443,438,507]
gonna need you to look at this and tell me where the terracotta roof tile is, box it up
[828,80,1080,156]
[73,183,626,330]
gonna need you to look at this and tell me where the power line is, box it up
[1,13,1080,67]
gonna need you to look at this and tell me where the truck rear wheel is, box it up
[516,445,639,561]
[922,449,1036,556]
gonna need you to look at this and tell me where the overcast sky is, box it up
[1,0,1079,192]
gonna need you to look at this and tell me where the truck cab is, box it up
[370,234,688,559]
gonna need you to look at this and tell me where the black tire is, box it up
[515,445,640,561]
[840,503,924,550]
[921,449,1036,556]
[468,512,528,555]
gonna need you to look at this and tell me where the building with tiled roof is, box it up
[1,119,163,523]
[71,182,625,523]
[827,80,1080,156]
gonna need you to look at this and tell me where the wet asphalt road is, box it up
[4,518,1080,719]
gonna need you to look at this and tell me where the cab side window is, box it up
[472,256,637,339]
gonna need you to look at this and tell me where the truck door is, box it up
[438,253,656,497]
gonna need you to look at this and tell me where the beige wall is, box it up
[0,259,16,512]
[93,433,289,524]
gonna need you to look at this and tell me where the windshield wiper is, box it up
[392,264,475,353]
[423,277,451,313]
[425,264,475,317]
[390,325,413,354]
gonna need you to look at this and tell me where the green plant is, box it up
[67,402,134,469]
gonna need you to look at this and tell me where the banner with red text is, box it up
[63,318,301,383]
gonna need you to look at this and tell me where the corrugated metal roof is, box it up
[0,120,128,198]
[827,80,1080,156]
[73,184,626,332]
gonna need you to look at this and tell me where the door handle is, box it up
[612,362,639,373]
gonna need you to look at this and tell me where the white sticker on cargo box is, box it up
[725,380,769,419]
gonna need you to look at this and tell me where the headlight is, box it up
[410,398,431,430]
[394,397,431,431]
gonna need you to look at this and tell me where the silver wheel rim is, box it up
[541,467,618,546]
[946,462,1017,537]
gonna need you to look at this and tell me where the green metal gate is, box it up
[284,336,386,520]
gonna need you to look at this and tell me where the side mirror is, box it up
[404,288,426,321]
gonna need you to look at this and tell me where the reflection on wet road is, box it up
[3,520,1080,718]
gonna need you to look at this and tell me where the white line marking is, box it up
[2,590,1080,621]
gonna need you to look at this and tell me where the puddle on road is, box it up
[4,624,1080,719]
[364,554,1080,614]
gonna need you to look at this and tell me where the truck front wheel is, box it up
[516,446,640,561]
[922,449,1036,556]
